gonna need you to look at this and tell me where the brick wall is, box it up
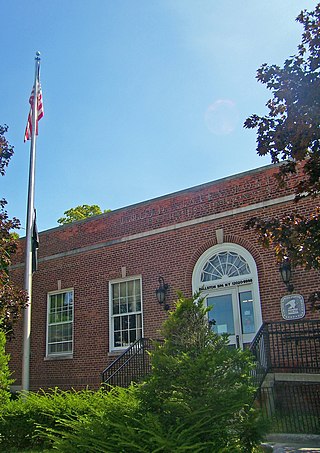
[8,164,320,390]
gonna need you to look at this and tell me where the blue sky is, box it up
[1,0,315,232]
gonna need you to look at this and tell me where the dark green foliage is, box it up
[43,406,258,452]
[39,388,263,452]
[1,295,265,452]
[244,4,320,186]
[0,125,28,337]
[137,294,263,451]
[38,386,149,453]
[0,126,27,414]
[0,125,14,176]
[0,388,109,450]
[0,330,13,407]
[38,295,264,452]
[244,3,320,270]
[245,209,320,269]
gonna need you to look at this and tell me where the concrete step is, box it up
[263,434,320,452]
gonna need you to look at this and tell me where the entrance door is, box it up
[206,286,256,348]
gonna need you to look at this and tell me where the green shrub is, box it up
[40,294,265,452]
[45,403,240,452]
[39,385,146,452]
[134,294,265,452]
[0,329,13,407]
[0,387,108,450]
[41,385,258,452]
[2,294,265,451]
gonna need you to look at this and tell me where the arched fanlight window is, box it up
[193,244,262,348]
[201,251,251,282]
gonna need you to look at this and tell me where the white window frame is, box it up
[109,276,143,352]
[46,288,74,358]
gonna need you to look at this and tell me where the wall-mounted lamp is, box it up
[155,277,170,310]
[279,259,294,293]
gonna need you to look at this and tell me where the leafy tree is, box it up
[0,126,28,336]
[137,294,264,452]
[0,125,28,413]
[244,3,320,270]
[57,204,111,225]
[0,125,14,176]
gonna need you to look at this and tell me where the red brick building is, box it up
[8,164,320,391]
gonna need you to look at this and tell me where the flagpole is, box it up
[22,51,41,393]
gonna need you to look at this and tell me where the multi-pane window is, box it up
[201,251,251,282]
[110,278,142,350]
[47,290,73,356]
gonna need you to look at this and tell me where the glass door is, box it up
[238,288,256,346]
[206,286,256,348]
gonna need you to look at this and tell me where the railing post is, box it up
[264,322,271,371]
[142,338,146,376]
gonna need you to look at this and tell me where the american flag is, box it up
[24,80,44,142]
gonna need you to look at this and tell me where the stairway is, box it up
[250,320,320,434]
[101,337,156,388]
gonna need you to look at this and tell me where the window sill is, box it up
[44,354,73,361]
[108,350,125,357]
[10,385,22,393]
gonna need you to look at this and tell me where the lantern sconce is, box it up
[155,277,170,311]
[279,259,294,293]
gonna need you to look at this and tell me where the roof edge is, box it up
[36,162,278,236]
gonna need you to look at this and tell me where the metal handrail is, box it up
[101,320,320,390]
[266,319,320,373]
[101,337,155,387]
[101,338,143,379]
[249,322,270,388]
[249,319,320,389]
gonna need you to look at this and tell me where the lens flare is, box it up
[205,99,239,135]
